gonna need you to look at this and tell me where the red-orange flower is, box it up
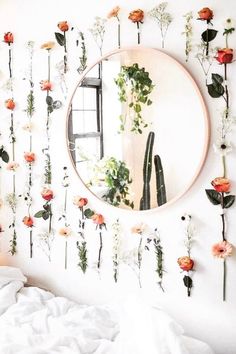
[211,177,230,193]
[177,256,194,271]
[128,9,144,23]
[73,196,88,208]
[58,21,69,32]
[23,216,34,228]
[5,98,15,110]
[4,32,14,44]
[216,48,233,64]
[40,80,52,91]
[92,213,105,225]
[198,7,213,21]
[24,152,36,163]
[41,188,54,201]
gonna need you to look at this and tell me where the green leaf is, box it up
[84,208,94,219]
[1,150,9,163]
[34,210,45,218]
[201,29,218,42]
[207,83,224,98]
[183,275,192,288]
[223,195,235,208]
[212,73,223,85]
[55,32,65,46]
[42,212,49,220]
[205,189,221,205]
[46,96,53,105]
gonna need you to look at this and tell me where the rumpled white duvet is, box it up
[0,267,213,354]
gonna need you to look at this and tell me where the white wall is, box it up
[0,1,236,353]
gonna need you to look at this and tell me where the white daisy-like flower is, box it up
[224,18,235,30]
[213,140,233,156]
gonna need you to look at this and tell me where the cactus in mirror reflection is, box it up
[154,154,167,206]
[140,131,155,210]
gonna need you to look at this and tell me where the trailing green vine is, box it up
[115,63,154,134]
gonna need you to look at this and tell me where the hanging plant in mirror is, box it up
[114,63,154,134]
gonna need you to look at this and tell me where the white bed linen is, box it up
[0,267,214,354]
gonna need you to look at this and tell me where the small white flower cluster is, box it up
[89,16,107,54]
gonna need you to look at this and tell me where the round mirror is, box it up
[66,47,209,211]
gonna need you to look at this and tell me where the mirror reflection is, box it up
[67,47,208,210]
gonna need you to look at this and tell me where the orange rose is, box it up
[40,80,52,91]
[5,98,15,110]
[107,6,120,19]
[24,152,36,163]
[92,213,105,225]
[177,256,194,271]
[198,7,213,21]
[216,48,233,64]
[4,32,14,44]
[73,196,88,208]
[128,9,144,23]
[41,188,54,201]
[211,177,230,193]
[58,21,69,32]
[23,216,34,228]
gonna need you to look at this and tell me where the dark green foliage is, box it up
[201,29,218,42]
[140,132,155,210]
[223,195,235,208]
[207,73,225,98]
[84,208,94,219]
[115,63,154,133]
[102,157,134,209]
[205,189,221,205]
[34,203,52,221]
[0,146,9,163]
[55,32,65,46]
[76,241,88,273]
[154,155,167,206]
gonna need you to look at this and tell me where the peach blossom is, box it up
[107,6,120,19]
[6,161,19,172]
[212,241,233,259]
[58,227,71,237]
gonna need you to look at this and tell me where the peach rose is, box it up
[6,161,19,172]
[73,196,88,208]
[4,32,14,44]
[216,48,233,64]
[212,241,233,259]
[107,6,120,19]
[24,152,36,163]
[58,227,71,237]
[23,216,34,228]
[40,41,55,50]
[92,213,105,225]
[128,9,144,23]
[41,188,54,201]
[58,21,69,32]
[211,177,230,193]
[5,98,15,110]
[198,7,213,21]
[177,256,194,271]
[40,80,52,91]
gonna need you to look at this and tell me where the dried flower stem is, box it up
[97,228,103,269]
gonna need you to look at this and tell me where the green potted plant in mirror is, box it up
[90,156,134,209]
[114,63,154,134]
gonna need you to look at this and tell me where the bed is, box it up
[0,266,214,354]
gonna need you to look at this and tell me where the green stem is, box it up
[117,19,121,48]
[30,229,33,258]
[9,46,12,78]
[137,22,140,45]
[223,259,226,301]
[63,32,67,73]
[65,239,68,269]
[222,155,226,178]
[97,229,103,269]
